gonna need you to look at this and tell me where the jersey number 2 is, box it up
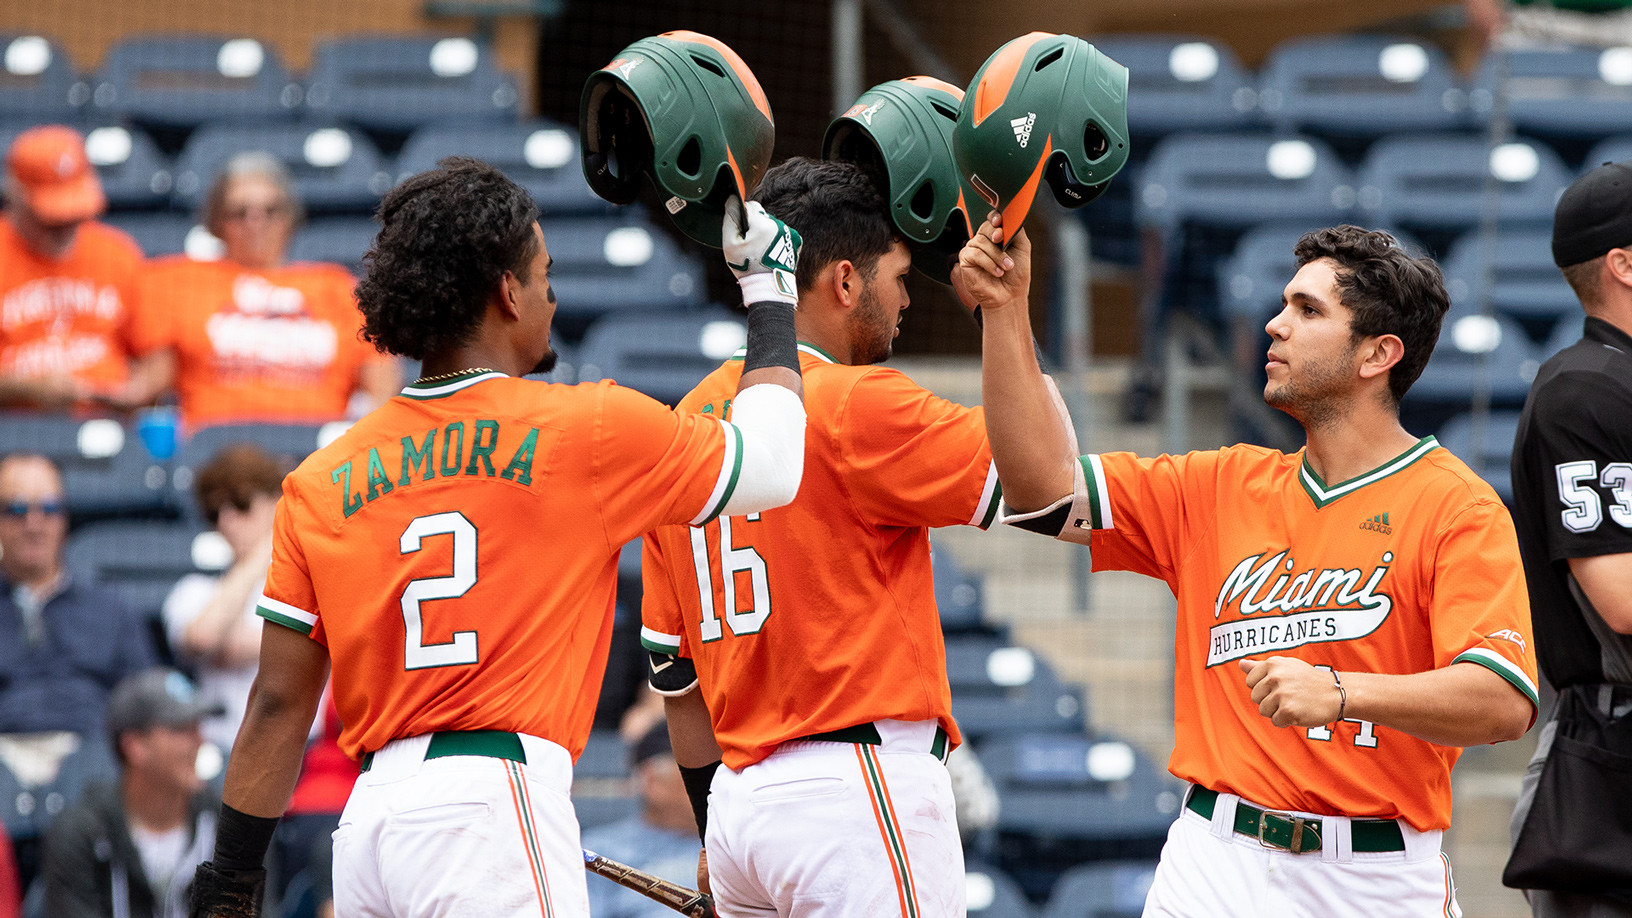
[400,512,479,670]
[690,514,771,642]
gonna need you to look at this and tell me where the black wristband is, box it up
[212,803,281,872]
[678,760,721,844]
[742,301,799,375]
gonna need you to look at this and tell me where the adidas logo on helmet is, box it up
[1011,113,1036,148]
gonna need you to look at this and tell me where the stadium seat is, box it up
[1040,859,1159,918]
[103,211,208,258]
[1436,409,1524,504]
[0,414,173,520]
[305,35,519,134]
[81,123,174,210]
[546,220,709,341]
[172,422,342,516]
[0,34,86,121]
[1403,308,1538,434]
[1355,134,1569,245]
[396,120,611,216]
[576,729,631,781]
[288,216,377,276]
[932,541,994,636]
[1541,312,1585,360]
[1256,35,1464,149]
[1583,134,1632,173]
[65,520,226,618]
[576,309,743,407]
[89,35,301,131]
[572,793,639,831]
[977,732,1183,901]
[1441,227,1577,345]
[1139,132,1355,326]
[965,861,1037,918]
[172,123,391,215]
[1090,36,1256,140]
[1470,45,1632,142]
[945,636,1086,741]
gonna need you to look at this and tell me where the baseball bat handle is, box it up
[583,848,716,918]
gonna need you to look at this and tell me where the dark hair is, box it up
[751,157,896,293]
[194,443,288,527]
[357,157,539,360]
[1561,257,1602,312]
[1293,225,1450,405]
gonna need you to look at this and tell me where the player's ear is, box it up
[496,271,523,320]
[1358,333,1405,381]
[829,259,859,311]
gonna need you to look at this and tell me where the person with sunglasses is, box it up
[0,453,159,888]
[136,152,399,432]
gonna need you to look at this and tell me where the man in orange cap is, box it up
[0,125,171,411]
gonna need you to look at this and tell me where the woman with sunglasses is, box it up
[136,153,398,433]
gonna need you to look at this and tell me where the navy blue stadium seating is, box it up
[82,123,174,210]
[1436,409,1524,504]
[65,519,223,618]
[932,541,995,636]
[0,34,86,121]
[396,120,610,216]
[1441,227,1577,345]
[305,35,518,134]
[977,731,1182,901]
[1541,312,1585,360]
[576,729,631,781]
[1040,860,1159,918]
[1403,307,1538,434]
[287,216,377,276]
[945,636,1086,741]
[576,309,742,407]
[1091,35,1257,139]
[1355,134,1569,246]
[966,860,1038,918]
[544,219,708,341]
[1582,134,1632,173]
[90,35,301,131]
[0,414,173,520]
[172,422,337,517]
[172,123,392,214]
[1470,45,1632,142]
[1256,35,1464,148]
[1139,132,1354,326]
[103,211,198,258]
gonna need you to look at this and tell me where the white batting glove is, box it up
[723,195,801,308]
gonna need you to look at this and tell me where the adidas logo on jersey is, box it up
[1359,512,1392,535]
[1011,113,1037,148]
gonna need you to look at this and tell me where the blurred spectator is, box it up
[136,152,397,430]
[1465,0,1632,50]
[161,444,284,754]
[581,722,702,918]
[41,668,222,918]
[0,453,158,886]
[0,126,171,413]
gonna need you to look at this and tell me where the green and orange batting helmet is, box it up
[581,31,775,248]
[953,32,1130,237]
[823,76,983,285]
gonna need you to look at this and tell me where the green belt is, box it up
[1186,787,1405,854]
[359,730,527,773]
[802,723,951,761]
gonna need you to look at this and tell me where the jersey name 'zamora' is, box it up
[329,418,542,517]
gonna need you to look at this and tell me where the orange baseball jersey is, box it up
[1063,437,1537,831]
[0,217,144,397]
[641,344,1000,770]
[255,371,748,761]
[137,256,392,428]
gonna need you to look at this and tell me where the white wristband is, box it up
[738,271,798,308]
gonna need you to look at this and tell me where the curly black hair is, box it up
[752,157,896,294]
[357,156,539,360]
[1294,225,1450,406]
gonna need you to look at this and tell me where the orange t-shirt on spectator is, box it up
[138,256,390,429]
[0,216,145,401]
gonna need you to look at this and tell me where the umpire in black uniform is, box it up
[1505,161,1632,916]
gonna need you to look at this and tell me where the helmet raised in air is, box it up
[581,30,775,248]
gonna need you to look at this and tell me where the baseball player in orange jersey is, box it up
[961,217,1539,917]
[641,158,1023,918]
[186,157,810,918]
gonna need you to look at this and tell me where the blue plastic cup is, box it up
[136,407,180,461]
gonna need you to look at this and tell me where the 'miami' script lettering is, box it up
[1207,550,1395,666]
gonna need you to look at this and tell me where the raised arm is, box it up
[955,216,1077,512]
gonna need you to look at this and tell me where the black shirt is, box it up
[1510,316,1632,689]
